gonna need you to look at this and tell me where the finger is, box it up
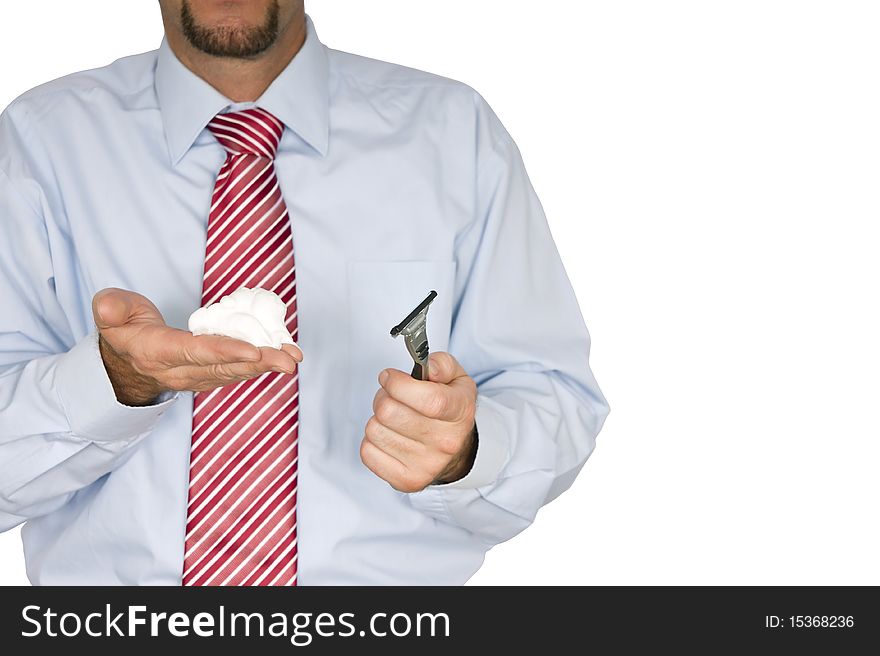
[379,368,464,421]
[372,385,388,409]
[281,343,304,362]
[155,330,262,367]
[255,346,299,373]
[177,348,297,375]
[360,439,424,493]
[373,388,435,440]
[170,356,293,392]
[93,287,162,329]
[364,415,427,461]
[427,352,478,409]
[169,363,265,392]
[426,352,467,386]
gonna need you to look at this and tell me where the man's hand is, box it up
[360,352,478,492]
[93,287,303,406]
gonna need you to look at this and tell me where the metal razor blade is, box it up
[390,290,437,380]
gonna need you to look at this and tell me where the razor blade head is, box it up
[390,290,437,380]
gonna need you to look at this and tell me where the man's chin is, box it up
[196,32,276,58]
[181,0,280,58]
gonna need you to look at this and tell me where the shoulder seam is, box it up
[7,52,158,111]
[9,75,156,108]
[334,67,469,92]
[327,48,469,92]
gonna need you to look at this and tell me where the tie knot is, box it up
[208,107,284,159]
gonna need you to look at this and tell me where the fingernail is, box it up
[272,366,293,374]
[379,369,389,386]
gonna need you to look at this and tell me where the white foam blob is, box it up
[188,287,297,350]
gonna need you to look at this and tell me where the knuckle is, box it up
[360,444,383,476]
[461,404,476,429]
[365,415,381,438]
[359,438,372,464]
[375,399,396,425]
[447,396,474,425]
[436,433,462,456]
[432,351,453,375]
[251,363,273,378]
[467,377,477,394]
[391,474,422,494]
[425,393,449,419]
[371,390,384,414]
[399,470,431,493]
[381,371,396,393]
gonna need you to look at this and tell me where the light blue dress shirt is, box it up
[0,17,608,585]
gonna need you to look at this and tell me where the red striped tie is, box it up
[182,107,299,586]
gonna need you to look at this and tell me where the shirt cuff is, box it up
[428,395,510,490]
[54,331,179,442]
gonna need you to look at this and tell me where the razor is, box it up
[390,290,437,380]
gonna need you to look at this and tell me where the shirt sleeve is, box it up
[0,161,176,532]
[406,96,610,544]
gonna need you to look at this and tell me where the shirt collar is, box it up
[155,15,329,165]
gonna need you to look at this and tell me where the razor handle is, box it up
[407,332,430,381]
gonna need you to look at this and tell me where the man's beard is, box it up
[180,0,280,58]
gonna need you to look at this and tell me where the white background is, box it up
[1,1,878,585]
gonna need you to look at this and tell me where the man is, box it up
[0,1,608,585]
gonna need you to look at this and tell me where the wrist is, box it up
[98,334,164,406]
[434,422,478,484]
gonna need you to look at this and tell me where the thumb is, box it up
[92,288,162,329]
[427,351,465,386]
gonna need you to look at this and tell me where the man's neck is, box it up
[165,16,307,103]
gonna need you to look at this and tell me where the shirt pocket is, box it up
[346,260,456,425]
